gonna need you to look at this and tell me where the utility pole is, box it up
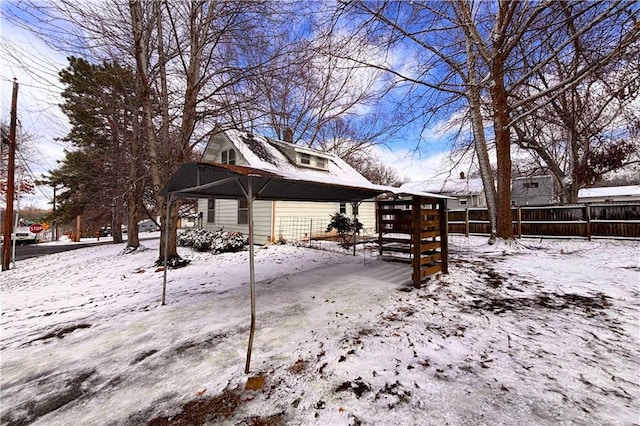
[2,79,18,271]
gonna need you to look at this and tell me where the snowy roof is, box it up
[178,129,449,201]
[213,129,372,188]
[400,177,484,196]
[578,185,640,199]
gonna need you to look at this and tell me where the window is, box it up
[523,181,539,189]
[300,153,311,165]
[315,157,327,169]
[459,199,467,205]
[339,203,346,214]
[221,149,236,165]
[238,199,248,225]
[207,199,216,223]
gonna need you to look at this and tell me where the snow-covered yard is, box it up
[1,235,638,425]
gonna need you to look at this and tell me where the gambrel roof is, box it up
[203,129,371,188]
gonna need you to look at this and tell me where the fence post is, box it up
[517,206,522,238]
[586,205,591,241]
[465,207,469,237]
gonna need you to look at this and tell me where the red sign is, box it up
[29,223,44,234]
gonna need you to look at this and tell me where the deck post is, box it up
[586,205,592,241]
[438,198,449,275]
[412,196,422,288]
[377,199,383,256]
[464,207,469,237]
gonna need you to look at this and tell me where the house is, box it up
[511,175,554,206]
[578,185,640,204]
[400,172,486,209]
[197,129,377,243]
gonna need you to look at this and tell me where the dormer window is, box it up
[295,149,329,170]
[221,149,236,165]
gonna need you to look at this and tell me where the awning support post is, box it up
[351,201,361,256]
[244,177,256,374]
[161,193,172,306]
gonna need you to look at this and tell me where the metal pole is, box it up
[11,174,22,270]
[161,194,172,305]
[245,177,256,374]
[351,201,360,256]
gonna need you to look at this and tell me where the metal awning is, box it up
[159,161,397,374]
[160,161,387,202]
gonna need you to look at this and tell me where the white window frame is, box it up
[221,149,236,165]
[207,198,216,223]
[238,199,248,225]
[299,152,311,166]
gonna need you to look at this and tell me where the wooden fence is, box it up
[378,197,448,287]
[448,203,640,239]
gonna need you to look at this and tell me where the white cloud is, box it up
[372,144,477,183]
[1,18,70,209]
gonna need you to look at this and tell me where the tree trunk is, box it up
[112,198,124,243]
[126,185,140,248]
[468,89,498,240]
[465,34,498,241]
[490,41,514,239]
[129,0,172,259]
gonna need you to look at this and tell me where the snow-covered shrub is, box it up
[326,212,363,246]
[177,227,216,251]
[177,227,248,253]
[210,231,248,254]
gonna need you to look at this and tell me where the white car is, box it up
[12,227,38,245]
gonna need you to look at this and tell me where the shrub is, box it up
[326,212,363,246]
[177,227,248,253]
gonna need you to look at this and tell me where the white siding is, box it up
[204,133,249,165]
[273,200,376,242]
[356,201,376,234]
[199,198,273,244]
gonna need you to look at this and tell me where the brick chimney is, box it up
[283,127,293,143]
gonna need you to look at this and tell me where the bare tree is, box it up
[338,0,638,241]
[129,0,278,262]
[231,12,404,162]
[512,1,640,203]
[339,1,506,240]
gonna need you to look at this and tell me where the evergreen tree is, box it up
[50,57,148,245]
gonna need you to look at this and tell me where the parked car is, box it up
[138,219,159,232]
[98,225,128,237]
[12,227,38,245]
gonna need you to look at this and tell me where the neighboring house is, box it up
[197,129,376,243]
[400,173,486,209]
[578,185,640,204]
[511,175,554,206]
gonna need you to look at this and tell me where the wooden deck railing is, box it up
[378,197,448,287]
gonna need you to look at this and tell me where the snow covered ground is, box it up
[1,235,638,425]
